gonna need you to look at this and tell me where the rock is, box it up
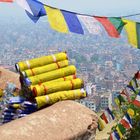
[0,67,20,89]
[0,100,98,140]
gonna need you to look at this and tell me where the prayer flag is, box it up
[62,11,84,34]
[0,0,13,2]
[133,91,140,107]
[44,6,68,33]
[106,107,115,120]
[95,17,125,38]
[120,115,132,129]
[116,124,126,139]
[78,15,102,34]
[109,131,120,140]
[122,19,140,49]
[98,117,105,131]
[16,0,33,15]
[100,112,108,124]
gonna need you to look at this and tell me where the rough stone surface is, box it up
[0,100,98,140]
[0,67,20,89]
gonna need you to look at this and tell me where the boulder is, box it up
[0,67,20,89]
[0,100,98,140]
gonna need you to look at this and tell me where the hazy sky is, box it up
[0,0,140,17]
[40,0,140,16]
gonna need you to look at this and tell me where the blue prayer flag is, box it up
[62,10,84,34]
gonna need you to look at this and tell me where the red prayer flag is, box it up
[0,0,13,2]
[100,113,108,124]
[94,17,120,38]
[135,71,140,79]
[120,119,131,129]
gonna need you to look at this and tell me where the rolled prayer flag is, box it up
[30,74,76,90]
[35,89,87,108]
[22,60,69,77]
[25,65,76,86]
[15,52,68,72]
[32,78,83,97]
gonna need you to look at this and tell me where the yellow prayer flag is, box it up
[116,126,123,139]
[122,19,138,48]
[114,98,120,107]
[127,108,135,117]
[44,6,68,33]
[98,118,105,131]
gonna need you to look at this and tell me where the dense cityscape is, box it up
[1,15,140,112]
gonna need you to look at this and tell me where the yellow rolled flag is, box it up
[0,89,3,97]
[33,78,83,97]
[26,65,76,86]
[15,52,68,72]
[35,89,87,108]
[22,60,69,77]
[30,74,76,90]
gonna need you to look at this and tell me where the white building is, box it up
[79,99,96,112]
[100,93,112,109]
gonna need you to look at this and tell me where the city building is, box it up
[100,93,112,109]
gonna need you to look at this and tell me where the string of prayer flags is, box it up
[108,113,133,140]
[15,0,140,50]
